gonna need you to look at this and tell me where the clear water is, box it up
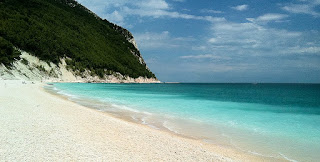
[47,83,320,161]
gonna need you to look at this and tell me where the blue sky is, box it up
[76,0,320,83]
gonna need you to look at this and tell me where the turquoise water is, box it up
[47,83,320,161]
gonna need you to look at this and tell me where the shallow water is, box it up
[46,83,320,161]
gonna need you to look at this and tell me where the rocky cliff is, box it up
[0,50,160,83]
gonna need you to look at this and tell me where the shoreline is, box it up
[0,80,285,161]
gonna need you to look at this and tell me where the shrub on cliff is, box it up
[0,37,20,66]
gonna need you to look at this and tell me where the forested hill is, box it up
[0,0,156,79]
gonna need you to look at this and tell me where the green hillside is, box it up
[0,0,155,78]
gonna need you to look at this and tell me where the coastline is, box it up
[0,80,284,161]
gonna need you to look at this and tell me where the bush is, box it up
[21,58,29,65]
[35,65,46,72]
[0,37,21,66]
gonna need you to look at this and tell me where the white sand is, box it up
[0,80,276,161]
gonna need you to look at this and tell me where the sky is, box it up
[76,0,320,83]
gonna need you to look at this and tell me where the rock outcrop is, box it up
[0,51,160,83]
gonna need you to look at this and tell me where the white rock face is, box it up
[128,37,139,51]
[127,37,147,65]
[0,51,160,83]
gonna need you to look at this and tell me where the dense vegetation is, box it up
[0,37,20,66]
[0,0,155,78]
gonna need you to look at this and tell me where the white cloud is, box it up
[139,0,169,10]
[231,4,248,11]
[200,9,224,14]
[282,4,319,16]
[183,62,251,73]
[282,0,320,16]
[300,47,320,53]
[246,13,289,25]
[134,31,199,49]
[77,0,225,26]
[135,31,169,41]
[299,0,320,5]
[166,12,316,67]
[134,31,180,49]
[283,46,320,54]
[191,46,207,51]
[105,10,124,25]
[123,7,225,22]
[208,38,218,43]
[173,36,195,41]
[180,54,231,60]
[255,13,289,22]
[205,18,318,58]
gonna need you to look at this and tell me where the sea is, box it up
[45,83,320,161]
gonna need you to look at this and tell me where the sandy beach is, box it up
[0,80,279,161]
